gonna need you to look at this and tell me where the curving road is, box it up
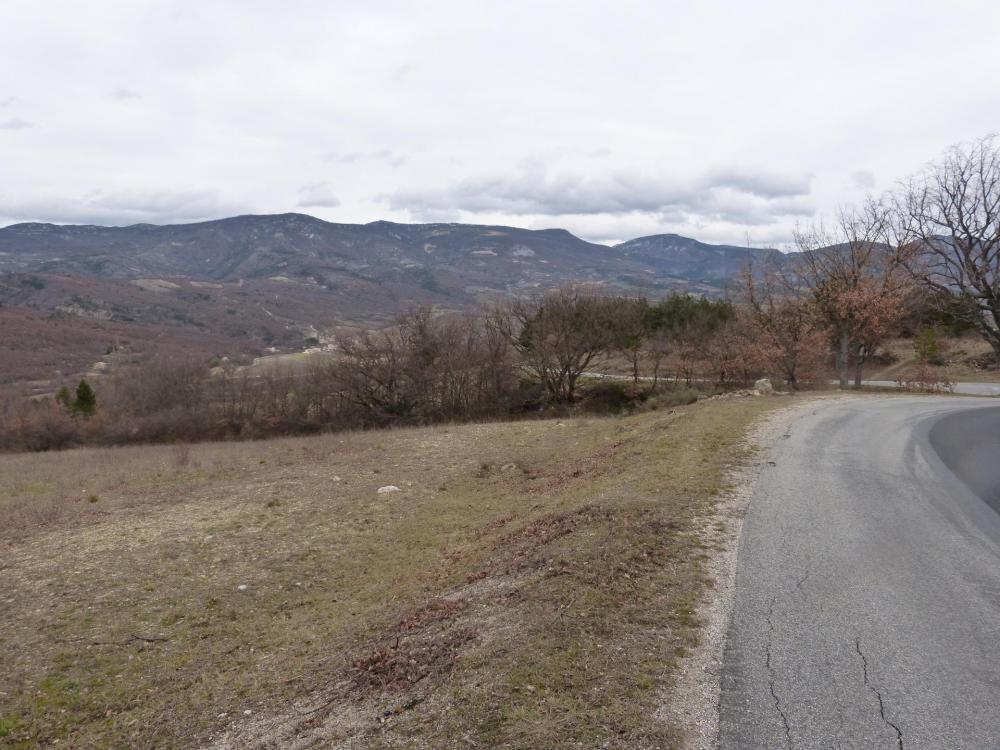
[860,380,1000,397]
[719,397,1000,749]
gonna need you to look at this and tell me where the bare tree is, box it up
[336,307,519,423]
[215,362,262,433]
[901,134,1000,366]
[492,288,618,403]
[107,355,208,415]
[795,198,914,387]
[335,323,412,421]
[609,296,649,386]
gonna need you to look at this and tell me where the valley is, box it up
[0,214,782,391]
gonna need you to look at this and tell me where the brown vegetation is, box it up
[795,198,915,388]
[742,260,829,389]
[0,394,784,749]
[0,290,763,452]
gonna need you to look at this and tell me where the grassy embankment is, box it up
[0,395,784,749]
[869,335,1000,383]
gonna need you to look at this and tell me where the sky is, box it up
[2,1,1000,246]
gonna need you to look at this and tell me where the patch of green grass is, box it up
[0,715,23,737]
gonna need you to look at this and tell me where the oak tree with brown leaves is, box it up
[742,259,828,389]
[795,198,915,388]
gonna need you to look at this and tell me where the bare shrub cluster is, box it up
[0,292,759,451]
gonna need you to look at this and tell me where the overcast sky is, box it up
[2,1,999,245]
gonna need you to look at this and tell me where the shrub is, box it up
[914,328,946,366]
[640,387,701,411]
[580,380,641,414]
[896,363,954,393]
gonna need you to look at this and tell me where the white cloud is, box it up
[851,170,876,189]
[385,164,814,233]
[1,1,999,245]
[323,149,406,168]
[110,87,142,101]
[0,118,36,130]
[0,188,244,225]
[296,182,340,208]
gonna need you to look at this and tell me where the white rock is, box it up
[377,485,401,494]
[754,378,775,395]
[236,584,248,591]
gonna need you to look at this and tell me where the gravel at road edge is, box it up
[658,394,854,749]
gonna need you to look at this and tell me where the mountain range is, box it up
[0,213,785,388]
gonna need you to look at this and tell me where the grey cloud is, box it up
[386,165,813,227]
[324,151,362,164]
[0,118,36,130]
[370,149,407,168]
[110,87,142,100]
[706,167,811,198]
[851,170,876,188]
[0,96,18,108]
[296,182,340,208]
[762,195,816,216]
[323,149,406,168]
[0,188,243,225]
[88,188,226,216]
[389,171,675,215]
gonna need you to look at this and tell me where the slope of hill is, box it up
[0,214,622,290]
[0,395,780,748]
[0,214,780,296]
[0,214,787,387]
[615,233,782,286]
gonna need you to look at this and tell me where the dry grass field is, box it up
[0,396,785,749]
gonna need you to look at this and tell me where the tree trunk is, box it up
[566,372,577,403]
[647,356,661,396]
[985,329,1000,370]
[838,331,851,389]
[785,352,798,391]
[981,303,1000,370]
[854,359,864,388]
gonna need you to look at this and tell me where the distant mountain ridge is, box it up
[615,233,783,285]
[0,213,789,387]
[0,213,779,289]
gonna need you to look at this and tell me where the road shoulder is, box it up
[661,394,855,749]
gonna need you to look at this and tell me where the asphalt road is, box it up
[861,380,1000,397]
[719,397,1000,749]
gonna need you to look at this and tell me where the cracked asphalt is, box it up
[719,397,1000,749]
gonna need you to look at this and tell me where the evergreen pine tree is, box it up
[73,379,97,417]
